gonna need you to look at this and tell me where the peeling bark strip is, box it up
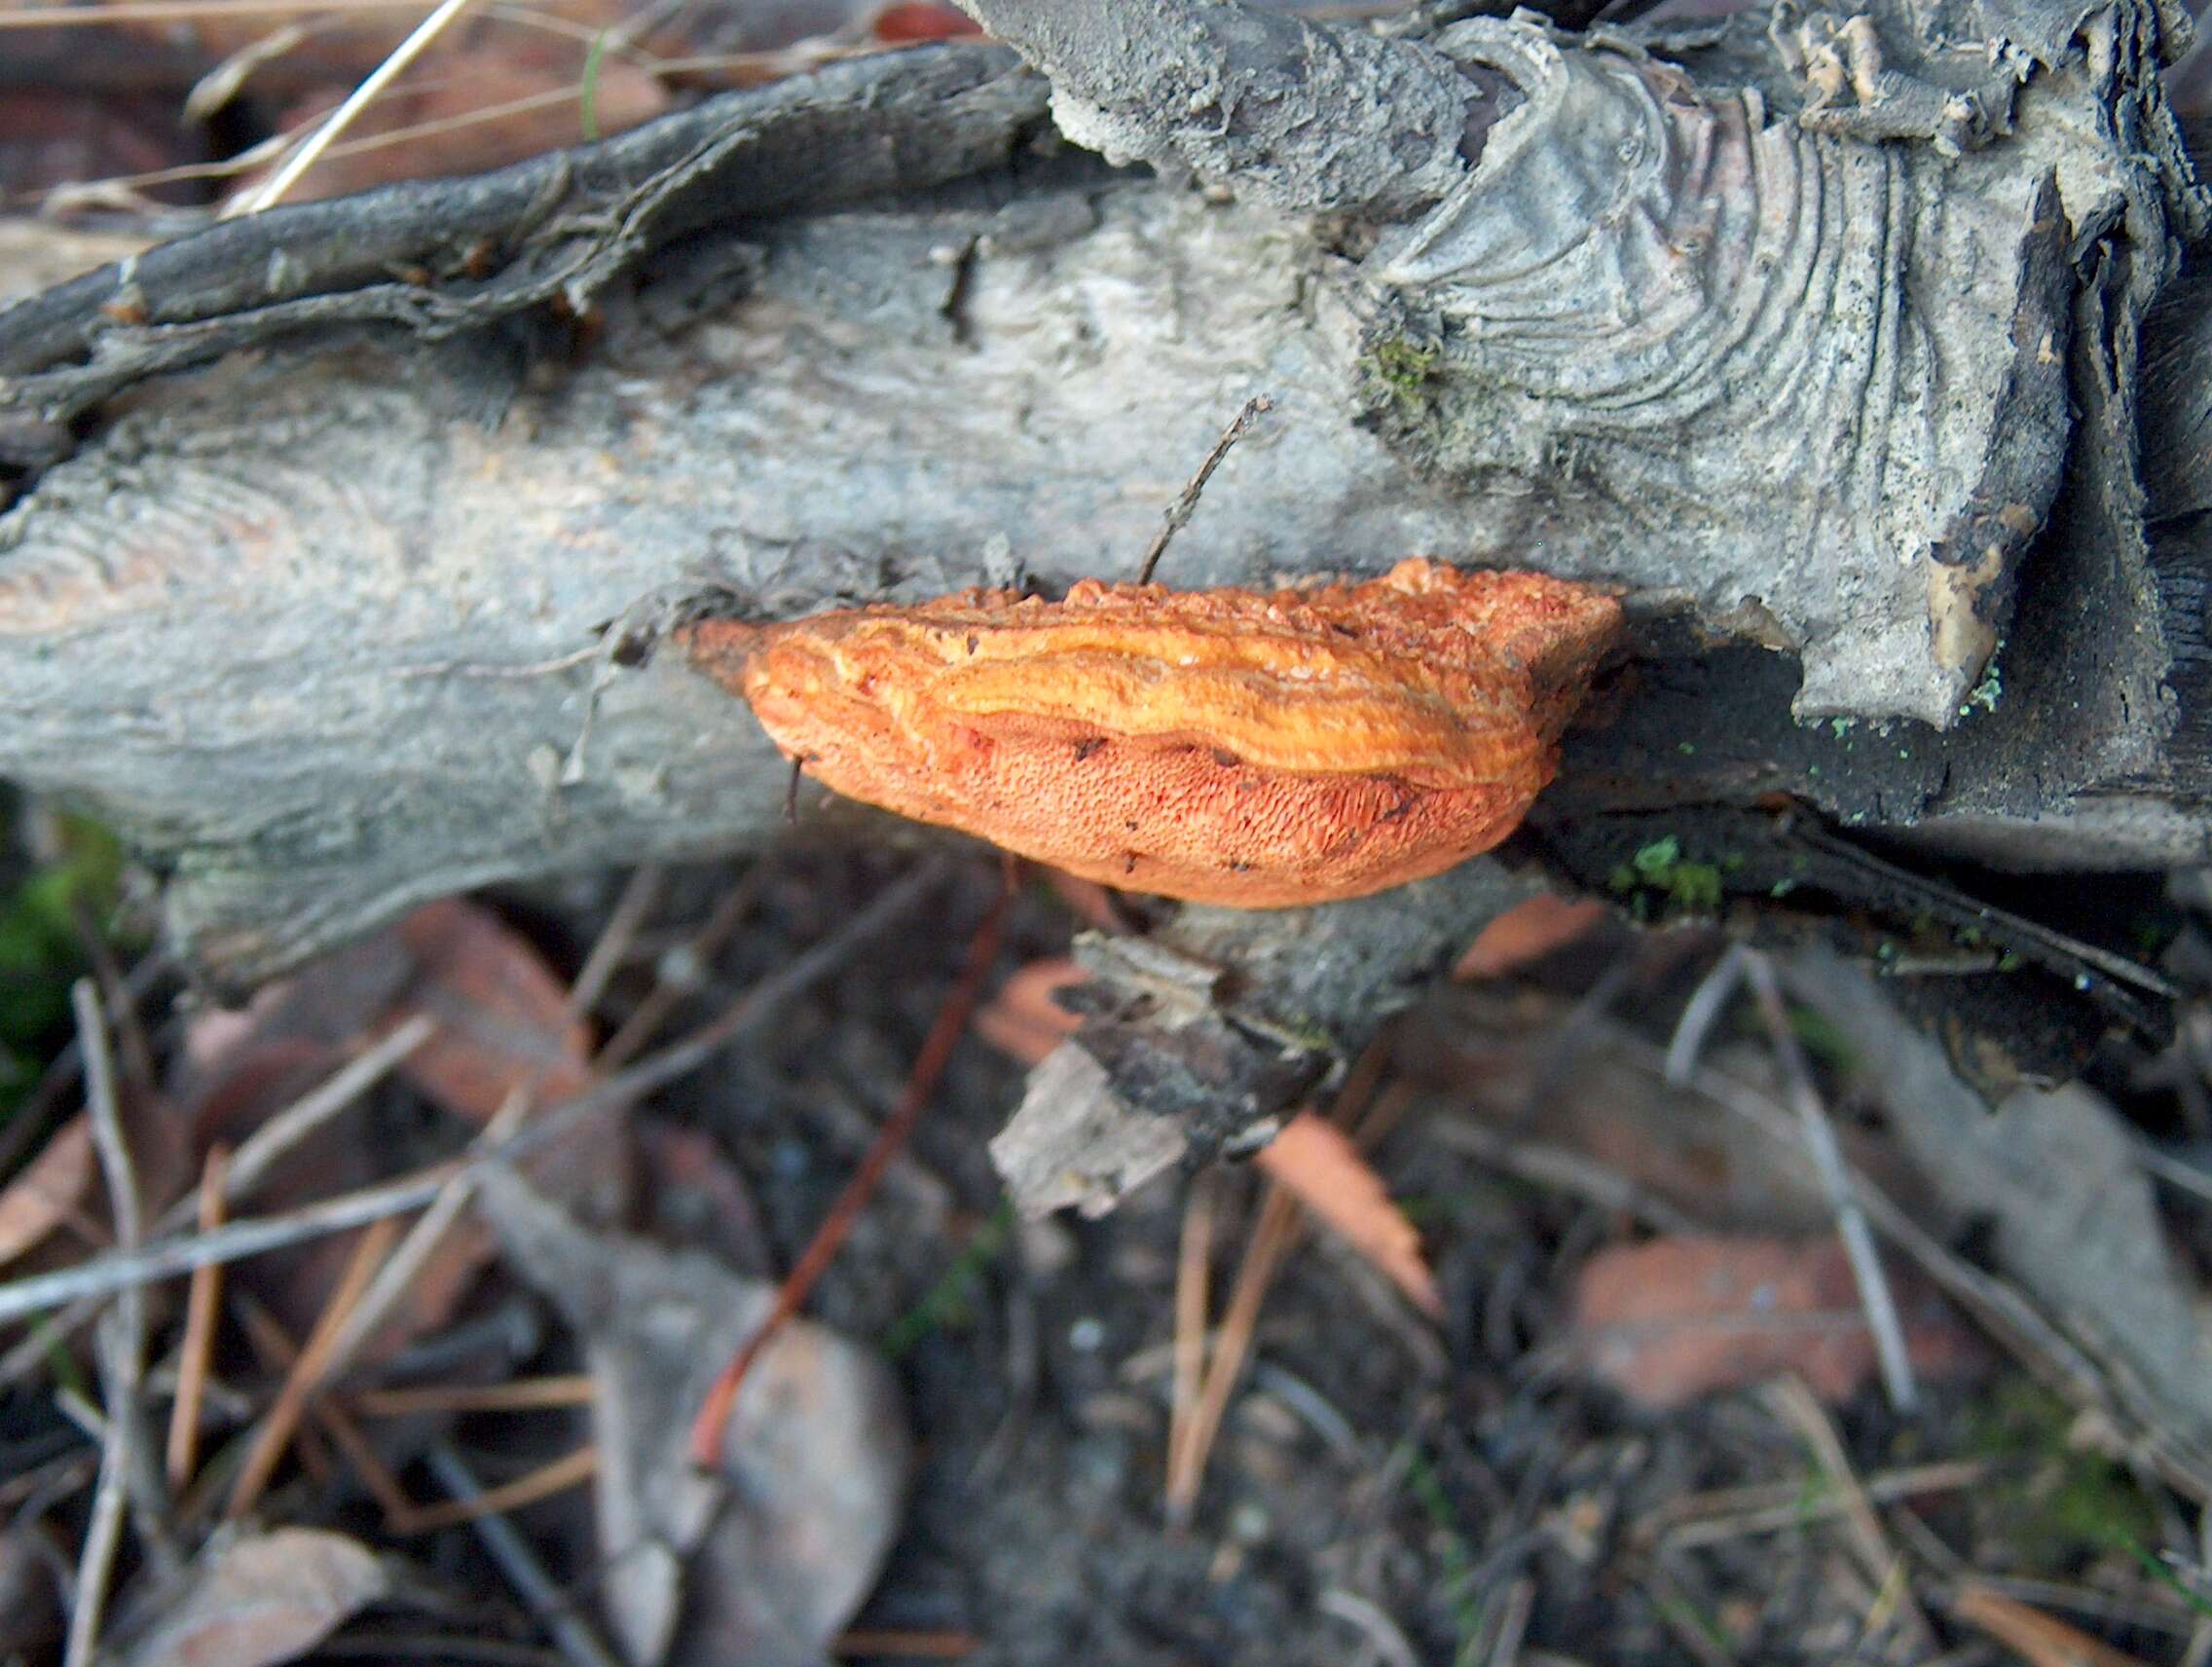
[944,0,1495,218]
[1359,18,2079,728]
[0,44,1051,438]
[0,0,2201,984]
[682,560,1623,906]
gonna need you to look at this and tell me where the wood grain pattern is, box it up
[681,559,1621,906]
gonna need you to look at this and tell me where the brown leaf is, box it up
[1452,892,1607,980]
[121,1528,388,1667]
[1571,1235,1982,1408]
[387,898,592,1124]
[0,1114,93,1268]
[180,900,621,1366]
[1256,1112,1442,1318]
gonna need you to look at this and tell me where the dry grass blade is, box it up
[220,1014,437,1206]
[1163,1047,1404,1523]
[319,868,660,1384]
[1766,1376,1936,1654]
[232,1294,420,1533]
[226,1215,401,1520]
[396,1443,597,1535]
[1742,950,1917,1414]
[1951,1582,2160,1667]
[0,862,941,1332]
[1166,1168,1218,1524]
[351,1373,594,1418]
[230,0,483,214]
[166,1144,230,1492]
[1164,1185,1301,1525]
[423,1441,624,1667]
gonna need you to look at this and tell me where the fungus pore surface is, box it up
[681,558,1622,906]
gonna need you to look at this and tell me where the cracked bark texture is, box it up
[0,0,2202,992]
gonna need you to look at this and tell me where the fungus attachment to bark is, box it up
[680,559,1622,906]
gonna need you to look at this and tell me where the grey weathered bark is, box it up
[0,0,2201,1061]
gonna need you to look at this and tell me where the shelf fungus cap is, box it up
[682,559,1622,907]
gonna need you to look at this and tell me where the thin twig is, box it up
[1636,1459,1988,1551]
[1740,949,1917,1414]
[1317,1587,1420,1667]
[1165,1185,1300,1523]
[221,1015,438,1205]
[166,1144,230,1492]
[1663,943,1749,1085]
[62,982,140,1667]
[424,1442,626,1667]
[686,874,1011,1464]
[230,0,484,215]
[231,1293,420,1532]
[1135,395,1272,584]
[226,1215,400,1519]
[0,861,942,1331]
[596,871,765,1069]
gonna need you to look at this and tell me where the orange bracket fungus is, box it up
[680,559,1621,907]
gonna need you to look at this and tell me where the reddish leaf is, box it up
[870,1,984,41]
[1257,1112,1442,1318]
[1572,1236,1982,1408]
[1452,893,1606,981]
[179,899,620,1365]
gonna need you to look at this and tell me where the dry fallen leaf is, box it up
[476,1170,908,1667]
[180,898,621,1363]
[387,898,593,1123]
[1572,1235,1982,1408]
[120,1528,388,1667]
[1256,1111,1442,1318]
[0,1113,92,1268]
